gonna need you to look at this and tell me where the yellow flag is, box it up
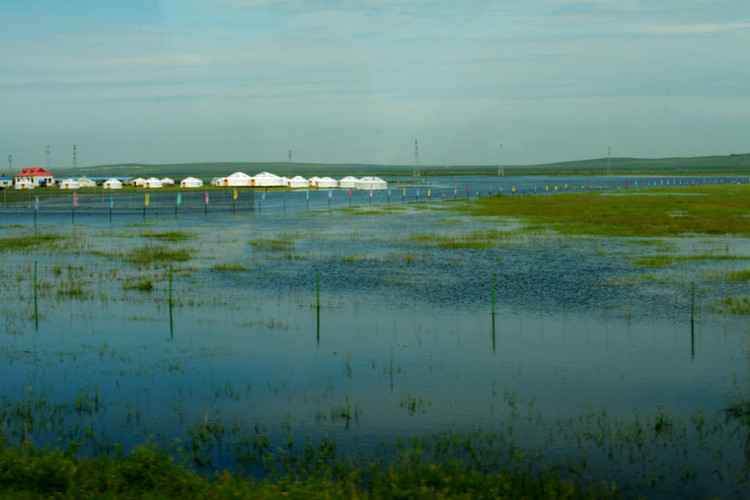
[403,187,406,196]
[233,188,238,200]
[427,189,431,197]
[145,193,150,206]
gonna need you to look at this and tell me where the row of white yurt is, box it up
[59,179,80,190]
[356,176,388,190]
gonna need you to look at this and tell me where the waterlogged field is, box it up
[2,181,750,498]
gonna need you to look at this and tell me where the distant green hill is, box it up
[50,154,750,179]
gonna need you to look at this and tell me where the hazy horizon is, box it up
[2,1,748,169]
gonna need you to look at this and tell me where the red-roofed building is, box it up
[15,168,54,187]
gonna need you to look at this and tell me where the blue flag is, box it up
[176,193,182,206]
[262,190,266,201]
[35,196,39,210]
[110,196,114,209]
[328,188,332,199]
[306,190,309,200]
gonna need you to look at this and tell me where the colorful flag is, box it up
[262,190,266,201]
[369,188,373,198]
[402,187,406,197]
[34,196,38,210]
[427,189,431,197]
[73,192,78,207]
[145,193,150,206]
[306,190,309,200]
[328,188,332,199]
[176,193,181,206]
[110,196,114,209]
[349,188,352,197]
[205,192,209,204]
[233,188,237,200]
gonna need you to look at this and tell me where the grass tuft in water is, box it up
[123,280,154,291]
[125,245,191,264]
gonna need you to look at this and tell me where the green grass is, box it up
[123,279,154,291]
[0,439,621,500]
[0,233,65,251]
[466,185,750,237]
[141,230,193,242]
[712,297,750,315]
[211,263,247,272]
[632,254,749,267]
[250,238,295,251]
[125,245,191,264]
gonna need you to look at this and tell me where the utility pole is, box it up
[413,139,419,177]
[498,138,504,176]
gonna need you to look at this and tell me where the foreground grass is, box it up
[0,441,620,500]
[467,185,750,237]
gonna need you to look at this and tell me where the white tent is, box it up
[15,180,34,190]
[160,177,175,187]
[181,177,204,188]
[131,177,146,187]
[224,172,252,187]
[316,176,338,189]
[77,177,97,188]
[252,171,285,187]
[103,178,123,189]
[59,179,81,190]
[307,176,321,187]
[145,177,163,189]
[338,176,359,189]
[356,176,388,190]
[287,176,308,188]
[212,177,225,187]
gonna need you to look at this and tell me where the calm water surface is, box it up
[1,175,749,497]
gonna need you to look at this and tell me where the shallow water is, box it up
[1,176,750,496]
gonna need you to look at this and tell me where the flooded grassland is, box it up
[2,184,750,498]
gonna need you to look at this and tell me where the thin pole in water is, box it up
[316,269,320,308]
[34,261,38,328]
[169,264,174,340]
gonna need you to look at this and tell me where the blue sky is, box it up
[1,0,748,168]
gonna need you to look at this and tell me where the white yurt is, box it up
[131,177,146,187]
[103,178,123,189]
[77,177,97,188]
[224,172,252,187]
[338,176,359,189]
[160,177,175,187]
[59,179,81,190]
[307,176,321,187]
[356,176,388,190]
[316,176,338,189]
[15,180,35,190]
[287,176,308,188]
[144,177,163,189]
[181,177,204,188]
[212,177,225,187]
[252,171,285,187]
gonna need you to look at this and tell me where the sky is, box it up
[1,0,748,168]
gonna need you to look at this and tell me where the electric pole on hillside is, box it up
[498,138,504,176]
[607,146,612,176]
[414,139,419,177]
[46,145,50,169]
[7,155,12,172]
[73,145,77,168]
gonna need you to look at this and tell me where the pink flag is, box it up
[73,192,78,207]
[369,188,373,198]
[349,188,352,197]
[205,192,209,204]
